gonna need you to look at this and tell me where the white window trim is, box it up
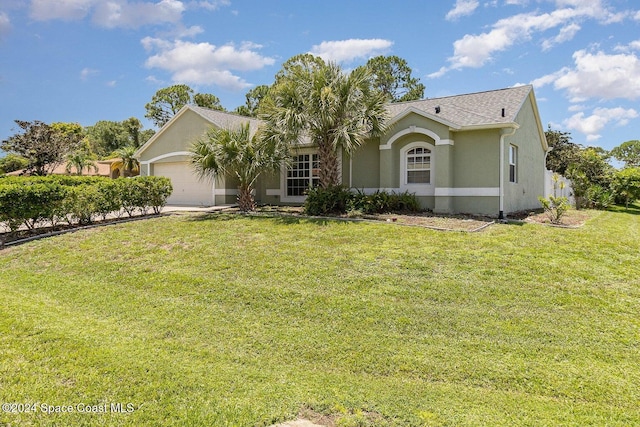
[266,148,343,202]
[400,141,435,196]
[509,144,518,183]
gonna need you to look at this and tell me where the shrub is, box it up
[304,186,421,216]
[304,185,352,215]
[0,176,171,235]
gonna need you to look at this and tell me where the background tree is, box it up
[191,123,288,211]
[193,93,225,111]
[545,125,581,175]
[145,84,225,128]
[65,151,98,175]
[262,55,389,188]
[86,119,154,157]
[1,120,83,175]
[110,145,140,178]
[360,55,425,102]
[0,153,29,174]
[234,85,270,117]
[612,167,640,208]
[566,147,614,209]
[611,140,640,168]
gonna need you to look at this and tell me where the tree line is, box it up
[1,55,424,177]
[545,126,640,209]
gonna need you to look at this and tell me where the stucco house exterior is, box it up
[135,85,548,217]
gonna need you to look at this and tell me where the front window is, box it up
[287,153,319,196]
[406,147,431,184]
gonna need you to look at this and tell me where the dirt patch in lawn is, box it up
[232,206,495,232]
[509,208,596,228]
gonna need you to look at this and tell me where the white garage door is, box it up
[154,162,214,206]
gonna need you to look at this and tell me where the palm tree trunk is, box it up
[237,184,256,212]
[317,140,340,188]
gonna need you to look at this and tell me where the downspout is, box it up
[499,126,517,219]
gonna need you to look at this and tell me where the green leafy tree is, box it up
[85,120,130,157]
[566,147,614,209]
[234,85,270,117]
[145,84,225,128]
[191,123,288,211]
[0,153,29,174]
[262,55,390,188]
[611,140,640,168]
[86,119,154,157]
[612,167,640,208]
[1,120,83,176]
[193,93,225,111]
[545,126,581,175]
[361,55,425,102]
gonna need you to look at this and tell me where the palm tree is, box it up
[191,123,287,211]
[261,56,390,188]
[65,151,98,175]
[110,145,140,178]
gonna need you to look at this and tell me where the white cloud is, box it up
[30,0,94,21]
[541,22,580,51]
[30,0,186,28]
[563,107,638,141]
[189,0,230,11]
[92,0,184,28]
[80,67,99,80]
[309,39,393,63]
[546,49,640,102]
[143,38,275,90]
[445,0,479,21]
[0,12,11,40]
[431,0,623,77]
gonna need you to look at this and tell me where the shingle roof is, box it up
[189,105,261,135]
[385,85,533,128]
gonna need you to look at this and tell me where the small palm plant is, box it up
[65,151,98,175]
[191,123,288,211]
[111,146,140,178]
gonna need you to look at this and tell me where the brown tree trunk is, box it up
[237,184,256,212]
[317,140,340,188]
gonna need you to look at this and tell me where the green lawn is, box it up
[1,207,639,426]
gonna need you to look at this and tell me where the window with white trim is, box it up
[406,146,431,184]
[287,153,319,196]
[509,145,517,183]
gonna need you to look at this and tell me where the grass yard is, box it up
[0,206,639,426]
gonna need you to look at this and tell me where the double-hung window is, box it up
[509,145,517,183]
[287,153,319,196]
[406,147,431,184]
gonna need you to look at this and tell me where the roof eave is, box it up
[388,106,462,130]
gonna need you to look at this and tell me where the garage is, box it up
[153,161,214,206]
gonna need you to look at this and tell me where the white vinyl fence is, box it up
[544,169,575,206]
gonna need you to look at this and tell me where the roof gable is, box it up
[135,105,260,158]
[386,85,534,129]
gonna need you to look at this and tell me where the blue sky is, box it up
[1,0,639,154]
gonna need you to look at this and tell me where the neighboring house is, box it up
[5,159,136,179]
[135,85,548,217]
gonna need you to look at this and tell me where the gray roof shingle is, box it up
[189,85,533,132]
[385,85,533,128]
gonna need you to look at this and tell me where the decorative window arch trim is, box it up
[400,141,435,196]
[380,126,453,150]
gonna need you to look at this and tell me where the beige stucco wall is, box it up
[138,110,211,163]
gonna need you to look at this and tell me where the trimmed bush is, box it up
[304,186,421,216]
[0,176,173,236]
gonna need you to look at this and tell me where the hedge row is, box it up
[0,176,172,233]
[304,185,421,216]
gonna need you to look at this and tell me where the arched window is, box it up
[406,146,431,184]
